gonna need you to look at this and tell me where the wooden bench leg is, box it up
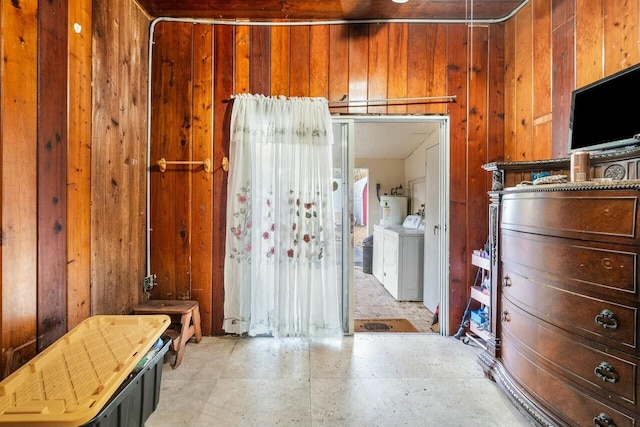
[171,311,192,369]
[192,305,202,343]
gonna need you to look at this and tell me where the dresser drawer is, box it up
[501,297,640,410]
[501,190,640,245]
[502,334,638,427]
[502,268,639,353]
[502,228,639,299]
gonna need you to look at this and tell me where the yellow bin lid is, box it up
[0,315,170,426]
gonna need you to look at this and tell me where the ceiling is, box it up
[352,120,440,160]
[137,0,529,22]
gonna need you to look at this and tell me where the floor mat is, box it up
[354,318,418,333]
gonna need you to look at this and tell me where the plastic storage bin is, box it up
[0,315,170,426]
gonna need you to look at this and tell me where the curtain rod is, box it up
[224,95,457,105]
[327,95,456,105]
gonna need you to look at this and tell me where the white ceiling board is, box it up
[353,121,440,159]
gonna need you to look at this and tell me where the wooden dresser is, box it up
[479,179,640,426]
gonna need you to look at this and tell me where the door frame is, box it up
[332,119,355,334]
[331,115,450,335]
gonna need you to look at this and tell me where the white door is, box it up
[423,143,440,312]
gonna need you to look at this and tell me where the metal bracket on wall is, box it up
[143,274,157,296]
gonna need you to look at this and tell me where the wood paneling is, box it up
[367,24,389,114]
[551,16,574,158]
[290,26,311,97]
[1,0,39,374]
[134,0,529,21]
[150,22,193,301]
[387,24,408,114]
[576,0,604,87]
[488,23,505,165]
[150,21,501,335]
[348,24,368,114]
[603,0,639,74]
[505,0,640,159]
[38,0,68,350]
[466,24,491,323]
[235,26,250,94]
[270,27,290,96]
[532,0,551,121]
[67,0,92,330]
[328,25,349,114]
[445,24,469,331]
[191,24,214,335]
[503,18,516,161]
[309,26,330,98]
[212,25,234,335]
[250,26,270,95]
[514,2,533,161]
[91,0,150,314]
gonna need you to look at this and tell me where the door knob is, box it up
[433,225,439,235]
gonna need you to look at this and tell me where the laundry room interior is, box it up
[344,118,443,333]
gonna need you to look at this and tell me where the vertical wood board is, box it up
[347,24,369,113]
[503,18,516,161]
[514,2,533,161]
[235,26,250,94]
[37,0,68,350]
[488,23,505,165]
[149,22,193,300]
[407,24,428,114]
[603,0,639,74]
[366,24,389,114]
[551,18,575,157]
[387,23,408,114]
[309,26,330,98]
[91,0,150,315]
[190,24,214,335]
[575,0,604,87]
[290,26,311,97]
[270,26,290,96]
[328,25,349,114]
[211,25,235,334]
[67,0,92,329]
[445,24,469,334]
[250,26,270,95]
[533,0,552,119]
[1,0,39,374]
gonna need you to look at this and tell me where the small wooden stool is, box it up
[133,300,202,368]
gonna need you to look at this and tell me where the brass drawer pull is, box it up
[594,362,618,383]
[502,276,512,288]
[595,309,618,330]
[501,310,510,322]
[593,412,616,427]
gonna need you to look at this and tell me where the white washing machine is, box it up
[372,215,425,301]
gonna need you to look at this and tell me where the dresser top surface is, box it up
[500,179,640,193]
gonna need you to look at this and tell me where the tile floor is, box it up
[145,334,532,427]
[354,267,435,332]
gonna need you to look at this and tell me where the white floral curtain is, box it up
[223,94,342,337]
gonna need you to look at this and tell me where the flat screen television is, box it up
[568,63,640,153]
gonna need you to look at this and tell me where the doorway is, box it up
[332,116,450,335]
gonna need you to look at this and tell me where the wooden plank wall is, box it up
[150,21,506,335]
[1,0,39,375]
[91,0,151,316]
[38,0,69,351]
[0,0,149,377]
[504,0,640,161]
